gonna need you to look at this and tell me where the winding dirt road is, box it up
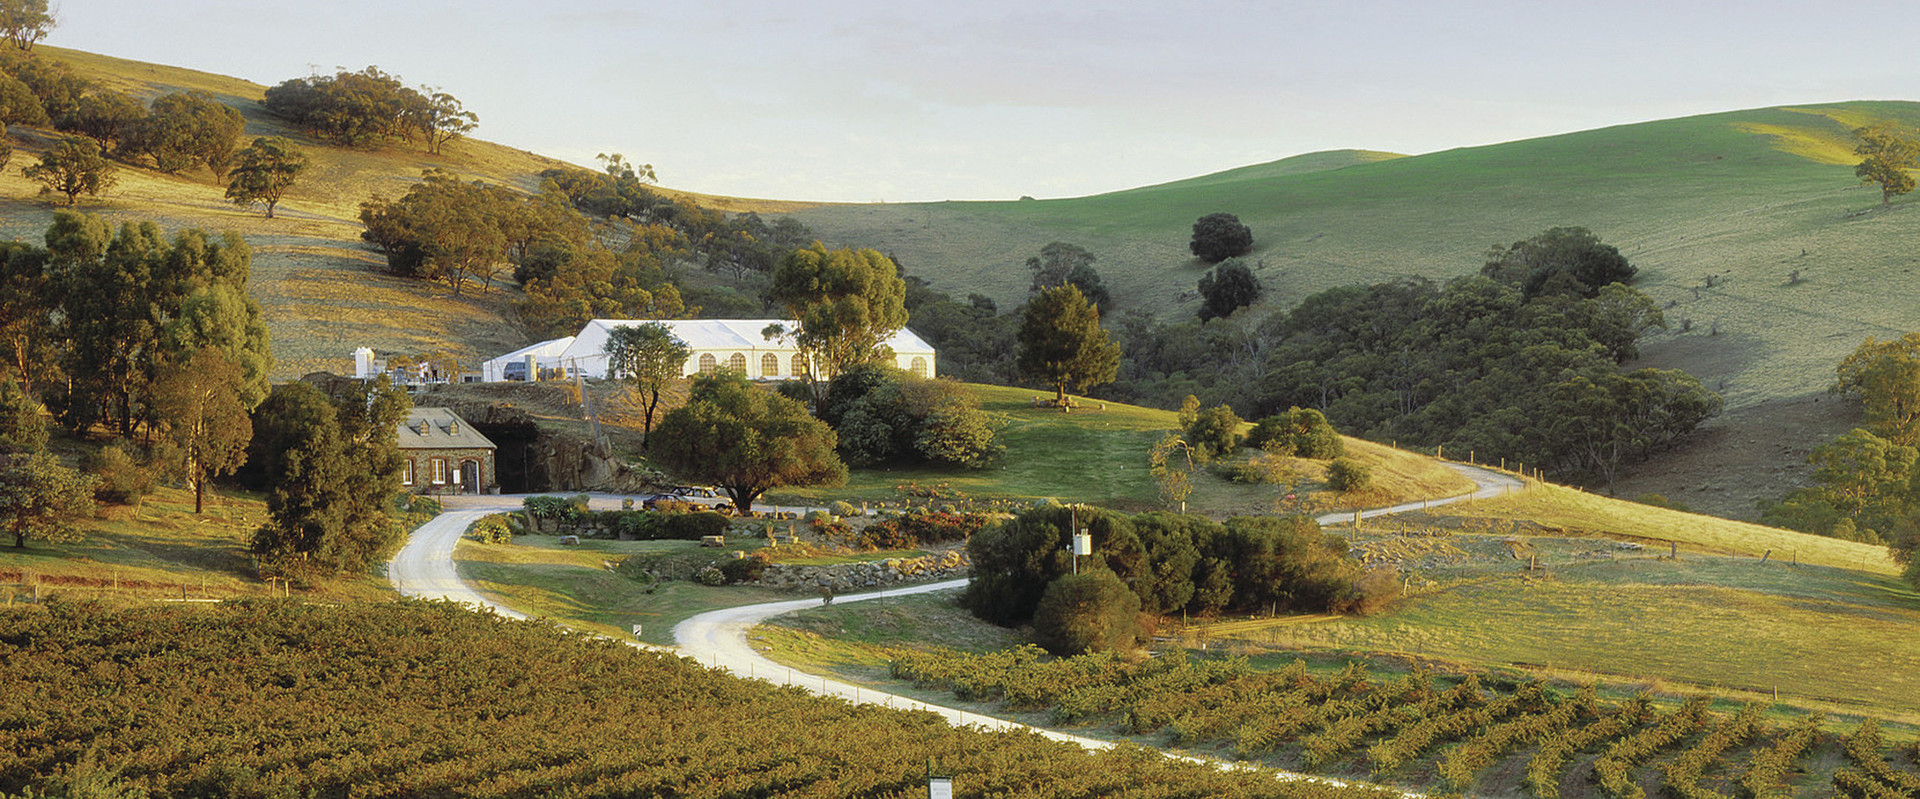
[389,464,1521,789]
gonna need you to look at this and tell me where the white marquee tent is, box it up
[549,319,936,381]
[480,336,575,382]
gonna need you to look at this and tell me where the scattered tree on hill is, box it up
[603,322,690,446]
[3,51,86,119]
[153,348,252,514]
[1026,242,1111,310]
[0,70,44,125]
[1854,124,1919,208]
[647,370,846,516]
[0,0,52,51]
[414,88,477,155]
[1833,333,1920,446]
[1189,212,1253,263]
[1197,259,1261,322]
[1016,284,1121,407]
[127,91,246,177]
[359,170,517,294]
[225,136,309,218]
[1481,226,1635,299]
[249,378,409,576]
[266,67,475,153]
[23,136,114,204]
[60,89,144,151]
[766,243,909,384]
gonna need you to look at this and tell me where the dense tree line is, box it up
[963,504,1381,634]
[263,66,475,152]
[0,599,1398,799]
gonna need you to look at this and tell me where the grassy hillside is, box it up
[785,102,1920,518]
[770,383,1474,515]
[0,46,589,379]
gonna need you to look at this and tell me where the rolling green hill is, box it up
[783,102,1920,518]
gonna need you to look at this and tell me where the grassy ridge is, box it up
[788,103,1920,413]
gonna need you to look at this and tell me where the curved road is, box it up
[391,464,1520,787]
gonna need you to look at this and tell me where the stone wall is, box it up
[755,550,970,593]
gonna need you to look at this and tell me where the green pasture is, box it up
[790,102,1920,416]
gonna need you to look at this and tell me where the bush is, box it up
[1247,407,1344,459]
[1217,452,1294,485]
[1031,570,1143,656]
[81,443,155,506]
[467,514,513,544]
[719,550,771,583]
[829,500,860,518]
[804,509,835,526]
[662,511,729,540]
[1184,404,1243,461]
[694,565,726,586]
[855,510,991,550]
[1326,458,1373,493]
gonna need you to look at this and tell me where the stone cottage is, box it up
[398,407,497,494]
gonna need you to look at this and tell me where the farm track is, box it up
[390,464,1522,793]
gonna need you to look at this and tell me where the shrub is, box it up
[662,511,729,540]
[1184,404,1243,461]
[829,500,860,517]
[1032,570,1143,656]
[719,550,771,583]
[693,565,726,586]
[1248,407,1344,459]
[1326,458,1373,493]
[856,510,991,549]
[467,514,512,544]
[1217,452,1294,485]
[81,443,155,506]
[804,509,835,526]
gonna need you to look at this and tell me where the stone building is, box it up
[398,407,497,494]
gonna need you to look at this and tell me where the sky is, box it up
[42,0,1920,203]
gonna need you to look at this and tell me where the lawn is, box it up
[454,534,796,645]
[771,383,1474,516]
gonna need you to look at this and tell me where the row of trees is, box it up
[263,67,475,153]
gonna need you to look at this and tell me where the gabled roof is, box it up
[397,408,495,451]
[484,336,574,365]
[558,319,933,363]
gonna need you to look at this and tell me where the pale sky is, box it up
[46,1,1920,203]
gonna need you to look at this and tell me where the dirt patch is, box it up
[1613,392,1860,521]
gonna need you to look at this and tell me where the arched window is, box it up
[791,354,809,376]
[761,353,779,378]
[727,353,747,373]
[910,357,929,378]
[698,353,717,374]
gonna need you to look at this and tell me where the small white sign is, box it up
[928,777,953,799]
[631,624,643,638]
[1072,532,1092,556]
